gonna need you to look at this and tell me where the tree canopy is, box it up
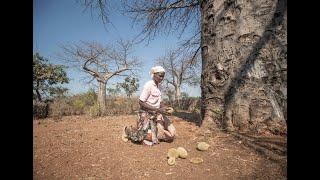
[33,53,69,101]
[118,77,139,98]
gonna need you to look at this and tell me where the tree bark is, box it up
[200,0,287,134]
[175,85,181,107]
[35,81,42,102]
[98,80,107,115]
[35,89,42,102]
[200,0,225,130]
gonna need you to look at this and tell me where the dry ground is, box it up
[33,114,287,180]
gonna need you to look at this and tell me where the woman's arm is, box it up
[139,100,166,113]
[160,102,166,108]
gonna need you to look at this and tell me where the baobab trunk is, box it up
[175,85,181,107]
[200,0,287,134]
[98,81,107,115]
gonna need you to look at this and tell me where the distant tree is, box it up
[33,53,69,102]
[157,80,174,107]
[59,40,141,115]
[181,92,189,99]
[107,86,121,97]
[48,87,69,100]
[118,77,139,98]
[156,48,200,106]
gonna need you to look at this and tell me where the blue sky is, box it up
[33,0,201,97]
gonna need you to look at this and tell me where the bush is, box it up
[47,90,139,118]
[105,97,139,115]
[88,103,101,118]
[45,94,200,119]
[49,98,73,119]
[72,98,86,114]
[47,89,98,118]
[33,100,49,119]
[70,89,97,114]
[163,97,200,112]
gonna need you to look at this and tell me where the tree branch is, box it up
[83,59,100,77]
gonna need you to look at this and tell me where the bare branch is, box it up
[57,40,141,86]
[83,59,99,77]
[122,0,200,43]
[76,0,110,25]
[164,79,175,86]
[156,43,201,99]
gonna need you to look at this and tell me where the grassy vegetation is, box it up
[33,89,200,120]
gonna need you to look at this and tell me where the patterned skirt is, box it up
[124,109,175,144]
[125,110,158,144]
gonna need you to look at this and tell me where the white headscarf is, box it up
[149,66,165,78]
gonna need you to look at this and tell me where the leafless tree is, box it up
[121,0,200,42]
[76,0,111,26]
[58,40,141,115]
[161,83,175,106]
[156,46,200,106]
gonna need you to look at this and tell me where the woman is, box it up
[124,66,176,145]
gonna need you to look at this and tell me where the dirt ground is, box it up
[33,114,287,180]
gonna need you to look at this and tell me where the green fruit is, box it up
[197,142,210,151]
[177,147,188,158]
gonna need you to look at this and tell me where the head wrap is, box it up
[149,66,165,78]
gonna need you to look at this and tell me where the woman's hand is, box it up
[156,107,167,114]
[165,107,174,114]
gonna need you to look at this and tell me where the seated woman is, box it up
[123,66,176,145]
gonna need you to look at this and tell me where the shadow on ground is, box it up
[172,110,201,126]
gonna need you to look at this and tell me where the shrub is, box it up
[72,98,86,114]
[33,100,48,119]
[88,103,101,118]
[49,98,73,119]
[47,91,139,118]
[105,97,139,115]
[163,97,200,112]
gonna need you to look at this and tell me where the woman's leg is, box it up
[163,115,176,138]
[156,114,175,141]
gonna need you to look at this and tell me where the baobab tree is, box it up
[59,40,141,115]
[122,0,287,134]
[78,0,287,134]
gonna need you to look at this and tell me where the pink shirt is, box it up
[139,80,162,108]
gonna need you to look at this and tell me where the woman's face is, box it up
[154,72,165,84]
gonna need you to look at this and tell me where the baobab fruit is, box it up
[177,147,188,158]
[167,157,176,166]
[167,148,179,158]
[197,142,210,151]
[190,157,203,164]
[165,107,174,114]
